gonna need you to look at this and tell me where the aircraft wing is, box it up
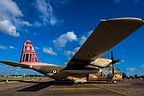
[67,17,144,67]
[0,60,30,68]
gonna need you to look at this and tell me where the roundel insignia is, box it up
[52,69,57,74]
[104,70,109,75]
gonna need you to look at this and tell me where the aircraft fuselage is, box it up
[31,62,122,83]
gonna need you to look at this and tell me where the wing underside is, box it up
[67,17,144,67]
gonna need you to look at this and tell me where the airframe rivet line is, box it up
[91,84,129,96]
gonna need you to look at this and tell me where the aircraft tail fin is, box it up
[20,40,39,63]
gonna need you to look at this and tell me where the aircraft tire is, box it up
[112,80,117,84]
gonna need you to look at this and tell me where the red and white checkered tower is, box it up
[20,40,38,62]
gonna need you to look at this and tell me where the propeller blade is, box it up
[111,51,114,61]
[110,51,120,75]
[115,59,120,63]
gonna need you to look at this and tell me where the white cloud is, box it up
[126,68,136,71]
[74,47,80,52]
[36,0,51,18]
[64,47,80,60]
[43,47,57,56]
[64,62,68,65]
[0,45,16,50]
[87,30,93,37]
[36,0,58,26]
[139,64,144,68]
[0,0,32,37]
[52,0,71,6]
[0,20,20,37]
[121,60,125,63]
[50,16,57,25]
[79,35,87,46]
[0,45,8,50]
[20,21,32,27]
[78,30,93,46]
[34,47,39,50]
[64,51,75,60]
[141,64,144,67]
[0,0,23,18]
[125,64,144,76]
[9,46,15,49]
[53,31,77,48]
[33,21,42,27]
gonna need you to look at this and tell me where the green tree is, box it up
[129,76,134,79]
[134,74,139,79]
[122,72,127,79]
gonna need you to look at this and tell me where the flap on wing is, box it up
[0,60,30,68]
[67,17,144,67]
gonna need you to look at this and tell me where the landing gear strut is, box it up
[112,80,117,84]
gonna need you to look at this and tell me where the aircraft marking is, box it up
[52,69,57,74]
[104,70,109,75]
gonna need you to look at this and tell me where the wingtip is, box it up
[101,17,144,24]
[0,60,4,63]
[142,19,144,23]
[0,60,9,63]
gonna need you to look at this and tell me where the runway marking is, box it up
[91,84,129,96]
[48,87,100,90]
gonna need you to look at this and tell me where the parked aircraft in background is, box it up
[1,17,144,83]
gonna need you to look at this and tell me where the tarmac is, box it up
[0,79,144,96]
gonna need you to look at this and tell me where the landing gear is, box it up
[112,80,117,84]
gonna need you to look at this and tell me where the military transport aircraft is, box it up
[1,17,144,84]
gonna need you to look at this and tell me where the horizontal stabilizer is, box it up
[0,60,30,68]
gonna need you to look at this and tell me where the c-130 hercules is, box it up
[1,17,144,83]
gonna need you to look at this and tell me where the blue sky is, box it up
[0,0,144,76]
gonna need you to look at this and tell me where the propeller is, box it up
[110,51,120,75]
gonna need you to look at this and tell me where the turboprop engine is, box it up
[90,58,112,68]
